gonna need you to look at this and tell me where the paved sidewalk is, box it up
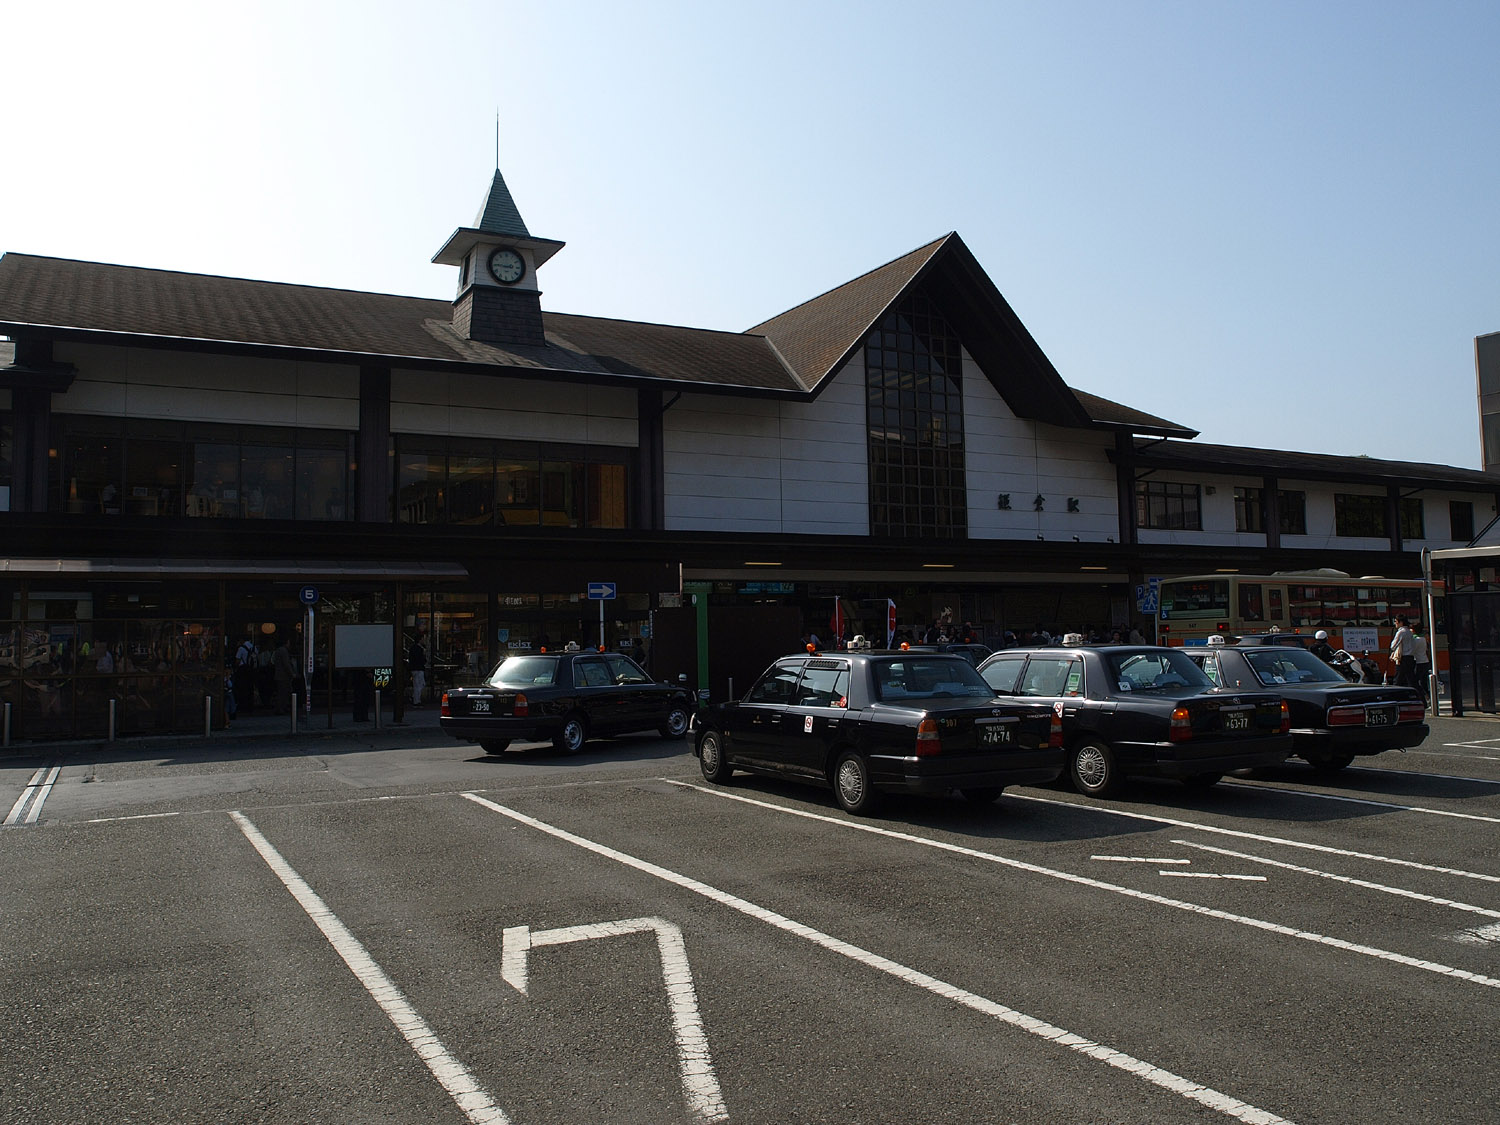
[3,698,449,759]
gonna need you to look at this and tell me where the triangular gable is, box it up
[749,232,1095,428]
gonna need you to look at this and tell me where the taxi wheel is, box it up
[1070,740,1123,798]
[961,787,1004,804]
[478,738,511,755]
[832,750,883,816]
[699,730,734,783]
[660,705,691,740]
[553,713,588,754]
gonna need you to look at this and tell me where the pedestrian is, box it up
[408,631,428,707]
[1411,624,1431,705]
[234,635,258,715]
[1389,615,1417,689]
[272,637,296,714]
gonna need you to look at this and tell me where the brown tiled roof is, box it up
[1127,439,1500,490]
[749,236,948,390]
[1069,388,1195,438]
[0,254,801,391]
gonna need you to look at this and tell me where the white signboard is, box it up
[334,624,395,669]
[1341,626,1379,654]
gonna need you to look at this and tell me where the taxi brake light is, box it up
[1279,700,1290,733]
[440,692,451,717]
[513,692,529,718]
[1169,706,1192,742]
[916,718,942,756]
[1048,711,1063,748]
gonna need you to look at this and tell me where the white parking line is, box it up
[667,781,1500,990]
[1159,873,1266,881]
[1091,856,1191,863]
[4,764,60,826]
[230,812,510,1125]
[1172,840,1500,920]
[462,792,1295,1124]
[1011,792,1500,884]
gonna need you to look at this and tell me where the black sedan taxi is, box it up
[440,649,693,754]
[693,650,1065,815]
[1183,639,1428,772]
[977,644,1292,796]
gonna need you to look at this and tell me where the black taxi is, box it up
[1184,639,1428,772]
[977,644,1293,797]
[440,649,693,754]
[692,649,1065,815]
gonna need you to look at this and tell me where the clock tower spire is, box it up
[432,167,564,349]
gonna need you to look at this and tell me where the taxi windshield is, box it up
[873,657,994,701]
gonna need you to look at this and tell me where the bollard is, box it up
[374,689,383,730]
[290,693,299,735]
[204,694,213,737]
[3,701,10,748]
[108,698,117,743]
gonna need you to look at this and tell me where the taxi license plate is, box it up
[1366,705,1394,726]
[980,725,1013,745]
[470,699,491,715]
[1223,711,1250,732]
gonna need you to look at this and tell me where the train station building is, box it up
[2,163,1497,741]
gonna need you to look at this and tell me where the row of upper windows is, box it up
[0,413,1482,541]
[1136,479,1476,541]
[2,414,633,528]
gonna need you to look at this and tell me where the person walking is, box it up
[1389,615,1417,689]
[408,632,428,707]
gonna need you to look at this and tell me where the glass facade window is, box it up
[1451,500,1475,543]
[0,410,12,512]
[865,291,967,538]
[1279,490,1307,534]
[49,415,354,522]
[1398,497,1424,541]
[395,436,633,529]
[1136,480,1201,530]
[1334,493,1388,537]
[1234,487,1307,534]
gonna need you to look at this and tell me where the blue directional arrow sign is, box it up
[587,581,617,600]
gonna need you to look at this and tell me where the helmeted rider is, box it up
[1309,629,1336,664]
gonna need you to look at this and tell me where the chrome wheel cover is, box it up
[836,758,865,806]
[1075,745,1108,789]
[562,719,584,751]
[666,708,690,737]
[700,734,720,773]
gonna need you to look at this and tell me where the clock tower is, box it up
[432,167,564,349]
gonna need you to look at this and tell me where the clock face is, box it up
[488,248,525,285]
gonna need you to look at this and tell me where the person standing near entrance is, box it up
[408,632,427,707]
[234,635,258,715]
[1411,624,1431,706]
[1390,615,1417,689]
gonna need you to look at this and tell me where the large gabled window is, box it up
[865,292,967,538]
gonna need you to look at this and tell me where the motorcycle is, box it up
[1329,649,1383,685]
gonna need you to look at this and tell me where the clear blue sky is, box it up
[4,1,1497,468]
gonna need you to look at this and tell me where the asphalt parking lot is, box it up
[2,716,1497,1123]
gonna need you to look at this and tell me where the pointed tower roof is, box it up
[473,168,531,238]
